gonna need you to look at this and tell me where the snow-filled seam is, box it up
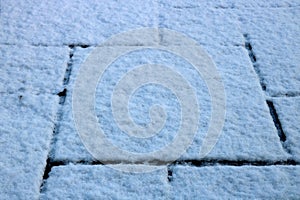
[167,165,173,182]
[63,46,75,85]
[68,44,90,49]
[0,42,95,47]
[169,4,300,10]
[40,159,299,168]
[243,33,266,91]
[39,46,75,193]
[266,100,291,154]
[0,41,245,48]
[172,159,298,167]
[270,92,300,98]
[213,5,300,9]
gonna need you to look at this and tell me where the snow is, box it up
[0,45,68,199]
[234,8,300,96]
[273,97,300,161]
[40,164,168,199]
[0,0,158,46]
[170,165,300,199]
[0,0,299,199]
[159,0,300,9]
[0,45,69,94]
[53,44,287,162]
[52,47,95,162]
[0,93,58,199]
[159,7,243,47]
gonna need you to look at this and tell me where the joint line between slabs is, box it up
[39,46,75,193]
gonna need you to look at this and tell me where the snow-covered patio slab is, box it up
[40,165,168,199]
[0,45,69,94]
[52,42,287,162]
[0,0,158,46]
[158,7,243,47]
[170,165,300,199]
[0,94,58,199]
[273,97,300,161]
[0,44,68,199]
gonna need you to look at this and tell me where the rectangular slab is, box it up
[170,165,300,199]
[0,93,58,199]
[52,43,287,162]
[158,7,244,47]
[273,97,300,161]
[0,0,158,46]
[40,165,168,199]
[0,45,69,94]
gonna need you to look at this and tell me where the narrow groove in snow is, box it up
[63,47,75,85]
[266,100,291,154]
[40,159,299,169]
[266,100,286,142]
[172,159,298,167]
[68,44,91,49]
[243,33,266,91]
[0,42,94,47]
[167,166,173,182]
[270,92,300,98]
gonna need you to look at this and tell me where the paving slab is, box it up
[0,45,69,94]
[170,165,300,199]
[40,164,168,199]
[0,93,58,199]
[234,8,300,96]
[273,97,300,161]
[52,42,287,162]
[0,0,158,46]
[158,7,244,47]
[0,44,68,199]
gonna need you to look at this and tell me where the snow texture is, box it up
[0,45,69,94]
[170,165,300,199]
[235,8,300,96]
[0,0,299,199]
[0,94,58,199]
[52,44,287,162]
[159,0,300,9]
[40,164,168,199]
[0,0,158,46]
[158,7,244,47]
[273,97,300,161]
[0,45,68,199]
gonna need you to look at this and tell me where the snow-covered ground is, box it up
[1,0,299,199]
